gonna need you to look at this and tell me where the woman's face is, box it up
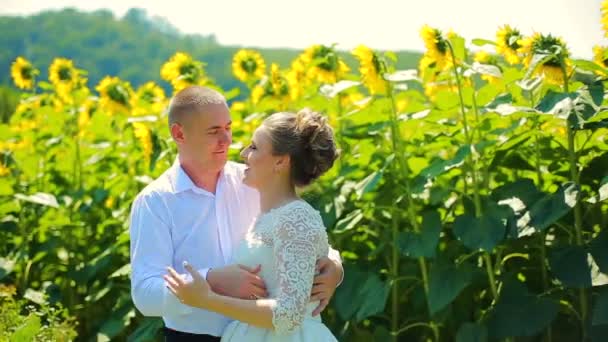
[240,126,284,189]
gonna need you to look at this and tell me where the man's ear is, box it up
[170,123,185,144]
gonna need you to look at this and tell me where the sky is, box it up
[1,0,605,58]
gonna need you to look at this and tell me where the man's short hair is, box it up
[167,86,227,126]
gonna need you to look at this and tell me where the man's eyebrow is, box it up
[206,121,232,131]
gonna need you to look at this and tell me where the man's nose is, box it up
[220,129,231,145]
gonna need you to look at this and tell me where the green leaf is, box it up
[449,34,467,61]
[471,62,502,78]
[535,90,577,119]
[412,145,471,193]
[486,278,558,338]
[456,322,488,342]
[398,210,441,258]
[11,315,41,342]
[590,228,608,274]
[384,69,418,82]
[14,192,59,208]
[572,59,608,75]
[319,80,360,98]
[549,245,592,288]
[483,93,513,111]
[24,288,46,305]
[453,213,505,251]
[355,171,382,199]
[334,265,390,322]
[427,259,473,315]
[593,289,608,326]
[527,182,578,232]
[0,178,14,196]
[333,209,363,233]
[127,318,163,342]
[97,304,136,341]
[472,38,496,47]
[0,256,16,280]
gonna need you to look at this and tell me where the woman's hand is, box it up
[164,261,212,309]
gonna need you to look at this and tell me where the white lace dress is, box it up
[221,200,337,342]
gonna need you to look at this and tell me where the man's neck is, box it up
[179,157,221,194]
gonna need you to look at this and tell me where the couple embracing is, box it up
[129,85,342,341]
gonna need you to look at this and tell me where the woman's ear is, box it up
[274,154,290,173]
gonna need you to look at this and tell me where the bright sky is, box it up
[1,0,605,58]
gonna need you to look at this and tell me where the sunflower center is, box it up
[58,66,72,81]
[532,35,566,67]
[313,46,338,72]
[241,58,258,74]
[371,54,383,75]
[140,90,156,103]
[20,65,34,80]
[434,32,448,55]
[506,32,522,50]
[179,63,201,81]
[108,83,129,105]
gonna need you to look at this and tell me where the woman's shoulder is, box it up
[273,200,326,232]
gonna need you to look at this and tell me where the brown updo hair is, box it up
[262,108,339,187]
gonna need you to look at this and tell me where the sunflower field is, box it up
[2,3,608,341]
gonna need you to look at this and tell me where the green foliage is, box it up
[0,288,77,341]
[1,7,608,342]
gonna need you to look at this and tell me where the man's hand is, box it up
[207,264,268,300]
[310,256,343,316]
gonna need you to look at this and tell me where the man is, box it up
[129,86,343,341]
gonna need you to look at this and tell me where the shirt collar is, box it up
[170,157,224,196]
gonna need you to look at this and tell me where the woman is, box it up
[165,108,339,341]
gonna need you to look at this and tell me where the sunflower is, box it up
[232,49,266,83]
[473,51,501,84]
[496,25,523,65]
[49,58,81,98]
[602,0,608,38]
[96,76,133,114]
[593,46,608,75]
[132,122,153,162]
[420,25,451,70]
[519,33,570,85]
[301,45,350,84]
[286,56,308,100]
[474,50,491,63]
[250,65,290,107]
[352,45,387,95]
[269,64,290,103]
[160,52,207,92]
[132,81,166,115]
[0,163,9,177]
[11,57,38,90]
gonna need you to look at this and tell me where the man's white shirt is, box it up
[129,160,260,335]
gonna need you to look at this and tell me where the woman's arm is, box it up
[166,207,326,333]
[166,263,276,329]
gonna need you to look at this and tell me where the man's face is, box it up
[177,103,232,172]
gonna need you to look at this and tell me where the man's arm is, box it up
[310,246,344,316]
[130,193,193,317]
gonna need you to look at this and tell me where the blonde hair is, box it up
[168,86,226,125]
[262,108,338,187]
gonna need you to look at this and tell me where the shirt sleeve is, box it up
[328,245,344,287]
[129,192,193,317]
[270,205,328,334]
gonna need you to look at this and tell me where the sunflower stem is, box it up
[386,81,432,340]
[560,61,588,340]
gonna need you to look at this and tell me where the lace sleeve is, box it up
[270,203,328,334]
